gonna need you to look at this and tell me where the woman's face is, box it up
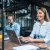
[37,9,45,21]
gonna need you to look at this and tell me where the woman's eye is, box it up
[39,12,42,14]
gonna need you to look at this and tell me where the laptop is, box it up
[6,30,33,46]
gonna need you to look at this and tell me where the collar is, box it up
[9,22,15,27]
[39,21,47,26]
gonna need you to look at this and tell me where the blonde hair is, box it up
[38,7,50,22]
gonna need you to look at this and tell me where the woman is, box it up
[19,7,50,44]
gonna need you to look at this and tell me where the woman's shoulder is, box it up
[34,22,40,26]
[46,21,50,24]
[46,22,50,25]
[34,22,39,25]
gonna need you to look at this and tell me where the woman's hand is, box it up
[18,36,23,40]
[18,36,28,42]
[18,36,34,43]
[24,37,34,43]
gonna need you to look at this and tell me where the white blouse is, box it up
[30,21,50,44]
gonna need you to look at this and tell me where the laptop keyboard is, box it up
[20,40,34,45]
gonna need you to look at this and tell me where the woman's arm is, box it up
[32,39,44,43]
[24,37,45,43]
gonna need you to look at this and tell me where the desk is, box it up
[0,39,19,50]
[0,37,50,50]
[0,39,2,50]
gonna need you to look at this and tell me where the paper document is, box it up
[13,45,39,50]
[4,37,10,41]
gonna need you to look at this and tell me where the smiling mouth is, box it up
[37,16,41,19]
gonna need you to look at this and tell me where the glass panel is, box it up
[2,1,32,49]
